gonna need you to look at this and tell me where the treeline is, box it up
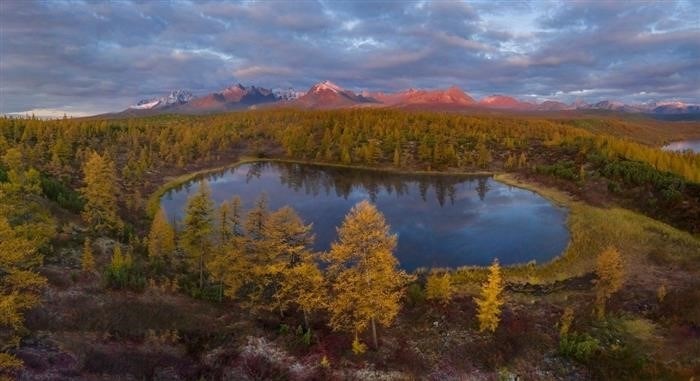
[2,109,697,237]
[1,109,697,192]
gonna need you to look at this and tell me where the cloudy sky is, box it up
[1,0,698,116]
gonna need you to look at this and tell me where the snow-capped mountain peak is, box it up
[310,80,343,93]
[130,99,161,110]
[129,89,193,110]
[273,87,303,101]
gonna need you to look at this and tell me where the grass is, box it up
[491,173,700,284]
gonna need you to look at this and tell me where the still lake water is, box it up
[160,162,570,270]
[662,140,700,153]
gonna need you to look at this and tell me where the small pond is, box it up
[160,162,570,271]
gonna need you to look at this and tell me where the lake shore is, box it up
[147,158,700,287]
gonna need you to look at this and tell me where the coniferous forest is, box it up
[3,1,700,379]
[1,109,700,380]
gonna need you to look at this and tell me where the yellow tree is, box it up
[207,196,245,301]
[595,247,624,319]
[245,193,268,241]
[253,206,314,315]
[2,148,41,195]
[476,141,492,168]
[181,181,214,290]
[278,260,326,330]
[475,259,505,333]
[81,151,122,234]
[425,272,453,305]
[0,217,47,370]
[263,206,314,268]
[82,238,95,272]
[147,207,176,260]
[324,200,412,349]
[208,238,248,301]
[218,195,243,244]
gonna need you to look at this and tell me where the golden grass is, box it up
[485,174,700,285]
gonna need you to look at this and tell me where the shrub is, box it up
[406,283,426,307]
[104,246,145,291]
[559,307,574,336]
[559,333,599,363]
[352,335,367,355]
[39,173,85,212]
[535,161,578,181]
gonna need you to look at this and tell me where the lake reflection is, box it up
[161,162,570,270]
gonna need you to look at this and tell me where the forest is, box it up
[1,109,700,380]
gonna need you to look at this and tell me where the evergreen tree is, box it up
[181,181,214,290]
[208,236,248,302]
[245,193,268,241]
[278,260,326,329]
[254,206,314,314]
[324,200,412,348]
[81,151,122,235]
[263,206,314,268]
[218,195,243,244]
[148,207,176,260]
[475,259,505,333]
[208,199,240,301]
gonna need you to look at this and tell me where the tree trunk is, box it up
[303,310,309,331]
[371,317,378,348]
[199,254,203,290]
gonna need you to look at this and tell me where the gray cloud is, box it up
[0,0,698,115]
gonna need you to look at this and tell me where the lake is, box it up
[160,161,570,271]
[662,139,700,153]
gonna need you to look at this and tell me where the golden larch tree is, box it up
[148,207,176,260]
[81,238,95,272]
[254,206,314,315]
[181,181,214,290]
[426,272,453,305]
[475,259,505,333]
[324,200,412,349]
[245,193,268,241]
[0,217,48,370]
[218,195,243,244]
[81,151,122,234]
[278,260,326,330]
[208,237,248,301]
[595,247,625,319]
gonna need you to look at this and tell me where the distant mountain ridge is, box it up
[287,80,378,109]
[122,81,700,115]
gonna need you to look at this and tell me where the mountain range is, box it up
[123,81,700,116]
